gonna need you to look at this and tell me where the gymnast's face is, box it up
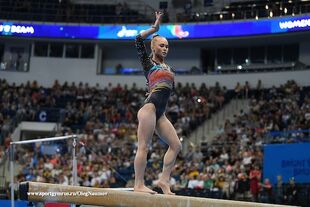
[151,36,169,59]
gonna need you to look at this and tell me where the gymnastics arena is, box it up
[0,0,310,206]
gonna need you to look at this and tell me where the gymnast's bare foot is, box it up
[157,180,175,195]
[134,185,157,194]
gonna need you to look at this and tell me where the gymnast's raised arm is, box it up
[135,11,163,72]
[140,11,163,39]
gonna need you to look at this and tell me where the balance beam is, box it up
[19,182,295,207]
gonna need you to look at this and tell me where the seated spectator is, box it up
[275,175,284,204]
[235,173,250,200]
[284,178,299,205]
[259,178,273,203]
[188,175,200,189]
[203,174,214,190]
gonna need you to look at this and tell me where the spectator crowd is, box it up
[0,78,309,206]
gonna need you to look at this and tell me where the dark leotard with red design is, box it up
[135,34,175,120]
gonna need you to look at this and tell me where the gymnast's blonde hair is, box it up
[150,34,160,51]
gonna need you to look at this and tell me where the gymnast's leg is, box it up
[155,115,182,195]
[134,103,157,194]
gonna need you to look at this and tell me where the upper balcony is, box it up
[178,0,310,22]
[0,0,309,24]
[0,0,154,24]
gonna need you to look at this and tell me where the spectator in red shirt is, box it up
[250,165,261,201]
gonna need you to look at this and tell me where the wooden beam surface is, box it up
[19,182,296,207]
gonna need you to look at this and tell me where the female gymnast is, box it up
[134,11,182,195]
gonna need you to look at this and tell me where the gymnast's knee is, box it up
[137,144,149,154]
[171,140,182,153]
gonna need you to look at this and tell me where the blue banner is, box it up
[0,200,28,207]
[263,143,310,184]
[0,15,310,40]
[35,108,60,122]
